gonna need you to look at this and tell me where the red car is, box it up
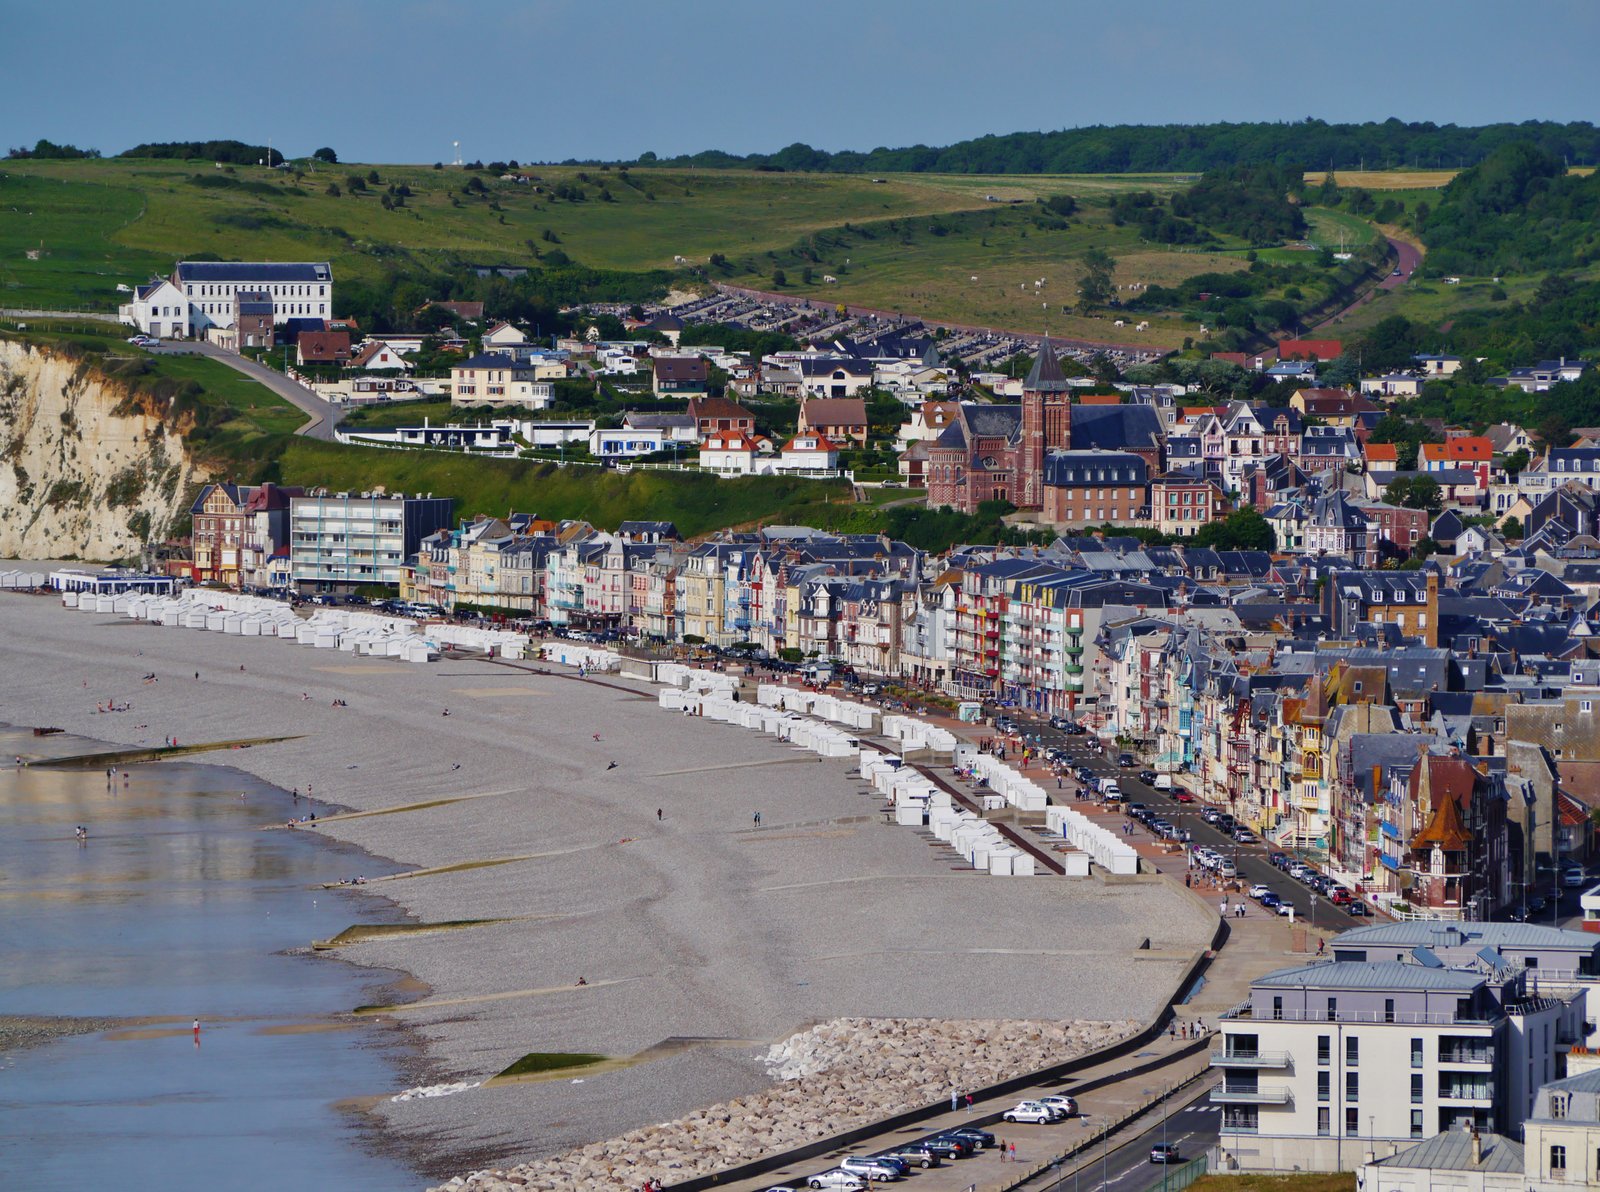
[1172,791,1196,803]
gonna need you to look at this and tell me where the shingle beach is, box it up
[1,594,1214,1180]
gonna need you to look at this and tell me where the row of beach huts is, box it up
[649,665,1138,877]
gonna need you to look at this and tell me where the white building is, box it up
[121,261,334,337]
[1214,955,1577,1173]
[289,491,455,589]
[699,429,760,476]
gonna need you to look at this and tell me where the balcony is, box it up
[1438,1047,1494,1065]
[1212,1050,1291,1068]
[1212,1086,1292,1105]
[1437,1080,1494,1102]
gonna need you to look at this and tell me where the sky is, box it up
[4,0,1597,164]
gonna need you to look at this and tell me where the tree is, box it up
[1077,248,1116,312]
[325,182,341,197]
[1502,448,1530,477]
[312,147,338,164]
[345,174,366,193]
[1385,475,1443,513]
[1193,507,1275,551]
[772,269,787,288]
[366,169,380,184]
[1501,515,1524,540]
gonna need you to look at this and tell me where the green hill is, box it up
[0,157,1378,348]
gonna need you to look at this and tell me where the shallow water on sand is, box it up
[0,727,422,1189]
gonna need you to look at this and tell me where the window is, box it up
[1317,1033,1329,1062]
[1345,1107,1360,1135]
[1384,999,1395,1023]
[1550,1145,1566,1175]
[1327,997,1338,1022]
[1346,1036,1360,1065]
[1551,1092,1568,1119]
[1411,1074,1423,1104]
[1410,1110,1424,1140]
[1317,1072,1330,1102]
[1411,1038,1424,1068]
[1316,1107,1330,1136]
[1346,1072,1359,1101]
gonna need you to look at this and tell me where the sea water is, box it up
[0,727,421,1189]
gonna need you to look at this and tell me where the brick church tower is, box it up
[1020,337,1073,508]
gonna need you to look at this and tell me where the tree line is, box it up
[621,119,1600,175]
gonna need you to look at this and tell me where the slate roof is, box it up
[176,261,330,283]
[455,351,523,370]
[1374,1131,1523,1174]
[1024,338,1072,393]
[1253,959,1483,992]
[1043,450,1148,487]
[1070,403,1162,452]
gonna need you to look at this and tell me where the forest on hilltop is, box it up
[627,119,1600,175]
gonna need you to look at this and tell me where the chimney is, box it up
[1469,1125,1481,1166]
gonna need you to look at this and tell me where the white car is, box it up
[806,1171,868,1190]
[1002,1100,1055,1123]
[1248,884,1274,900]
[838,1156,902,1181]
[1274,900,1294,916]
[1038,1094,1078,1117]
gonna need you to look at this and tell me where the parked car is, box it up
[1002,1101,1055,1124]
[1118,753,1136,768]
[1138,770,1158,785]
[1268,851,1289,870]
[1150,1143,1181,1164]
[1327,887,1353,906]
[1258,892,1282,910]
[876,1144,941,1169]
[1563,865,1588,888]
[1248,883,1274,900]
[1217,860,1238,878]
[1232,827,1257,843]
[806,1170,868,1190]
[1201,809,1223,825]
[1346,900,1374,917]
[838,1156,903,1181]
[1274,899,1294,916]
[943,1126,994,1149]
[1172,790,1196,803]
[1038,1095,1078,1117]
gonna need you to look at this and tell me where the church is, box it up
[924,339,1162,516]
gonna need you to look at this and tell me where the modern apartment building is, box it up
[289,491,455,590]
[1215,955,1578,1172]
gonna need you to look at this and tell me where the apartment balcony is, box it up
[1211,1085,1292,1105]
[1437,1080,1494,1102]
[1438,1047,1494,1066]
[1065,661,1083,675]
[1211,1050,1291,1068]
[1065,623,1082,637]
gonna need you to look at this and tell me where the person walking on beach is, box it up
[656,808,663,821]
[753,811,762,827]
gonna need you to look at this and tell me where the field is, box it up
[1304,167,1591,189]
[0,158,1346,344]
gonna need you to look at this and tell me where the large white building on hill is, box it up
[121,261,333,338]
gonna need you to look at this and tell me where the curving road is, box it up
[151,341,341,440]
[1312,236,1421,331]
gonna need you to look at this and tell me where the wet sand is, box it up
[0,593,1215,1178]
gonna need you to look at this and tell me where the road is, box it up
[1065,1097,1219,1192]
[999,710,1369,932]
[151,341,341,440]
[1311,235,1422,331]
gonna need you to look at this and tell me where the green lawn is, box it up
[1188,1174,1354,1192]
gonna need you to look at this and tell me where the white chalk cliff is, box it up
[0,339,200,561]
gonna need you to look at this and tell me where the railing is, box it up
[1438,1048,1494,1064]
[1230,1007,1497,1026]
[1212,1086,1292,1105]
[1211,1050,1291,1068]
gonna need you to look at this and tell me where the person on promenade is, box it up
[753,811,762,827]
[656,808,663,821]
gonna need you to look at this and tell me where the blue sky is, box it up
[4,0,1596,163]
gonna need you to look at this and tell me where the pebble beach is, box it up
[0,592,1215,1182]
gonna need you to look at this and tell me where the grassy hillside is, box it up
[276,439,851,537]
[0,157,1367,345]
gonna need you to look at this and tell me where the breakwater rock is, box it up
[430,1016,1138,1191]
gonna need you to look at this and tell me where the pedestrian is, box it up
[194,672,199,680]
[753,811,762,827]
[1009,1142,1017,1162]
[951,1089,958,1112]
[1220,898,1227,917]
[999,1139,1008,1162]
[1185,872,1191,888]
[966,1093,973,1112]
[657,808,663,821]
[1169,1022,1176,1041]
